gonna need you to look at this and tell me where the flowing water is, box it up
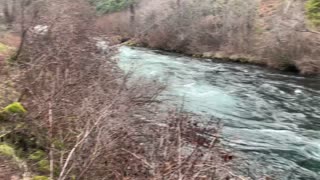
[116,46,320,179]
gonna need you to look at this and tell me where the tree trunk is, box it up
[129,4,136,34]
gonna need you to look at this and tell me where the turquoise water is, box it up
[117,46,320,179]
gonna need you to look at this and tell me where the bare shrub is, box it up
[97,0,258,54]
[295,56,320,74]
[95,11,131,38]
[259,0,320,72]
[262,30,310,70]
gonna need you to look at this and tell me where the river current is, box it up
[117,46,320,179]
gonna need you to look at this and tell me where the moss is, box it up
[28,150,46,161]
[3,102,27,114]
[37,159,50,173]
[0,143,15,157]
[0,102,26,121]
[32,176,49,180]
[306,0,320,27]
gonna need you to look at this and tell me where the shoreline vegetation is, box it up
[94,0,320,75]
[122,39,300,73]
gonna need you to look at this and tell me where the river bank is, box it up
[122,38,302,74]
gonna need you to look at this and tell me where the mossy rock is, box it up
[3,102,27,114]
[32,176,49,180]
[0,102,26,122]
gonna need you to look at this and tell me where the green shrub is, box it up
[306,0,320,26]
[90,0,135,13]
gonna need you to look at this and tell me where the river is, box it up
[116,46,320,179]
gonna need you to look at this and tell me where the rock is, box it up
[32,25,48,35]
[229,54,241,61]
[202,52,214,58]
[213,52,226,59]
[96,40,110,54]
